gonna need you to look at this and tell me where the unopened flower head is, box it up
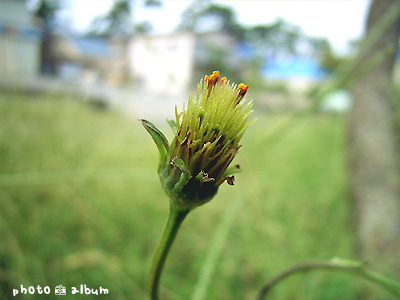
[141,71,254,210]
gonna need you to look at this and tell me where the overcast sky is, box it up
[59,0,371,54]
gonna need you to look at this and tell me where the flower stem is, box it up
[148,204,190,300]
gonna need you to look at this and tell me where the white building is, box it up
[0,0,42,80]
[128,32,195,96]
[127,30,243,97]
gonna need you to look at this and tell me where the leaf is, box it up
[140,119,169,170]
[191,196,244,300]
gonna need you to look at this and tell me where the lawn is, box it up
[0,92,392,299]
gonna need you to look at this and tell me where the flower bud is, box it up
[141,71,254,210]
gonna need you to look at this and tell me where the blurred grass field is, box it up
[0,92,394,300]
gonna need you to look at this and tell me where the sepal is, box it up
[167,119,177,133]
[170,157,192,192]
[223,164,241,177]
[140,119,169,171]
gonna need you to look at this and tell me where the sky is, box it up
[59,0,371,54]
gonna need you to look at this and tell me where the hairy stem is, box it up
[256,258,400,300]
[148,204,190,300]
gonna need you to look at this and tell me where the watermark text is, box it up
[13,284,109,296]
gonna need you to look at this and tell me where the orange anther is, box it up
[205,71,220,86]
[235,83,249,105]
[236,83,249,97]
[205,71,221,97]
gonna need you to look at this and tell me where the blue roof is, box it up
[72,37,114,58]
[262,56,325,80]
[0,21,42,41]
[236,42,253,59]
[20,25,42,41]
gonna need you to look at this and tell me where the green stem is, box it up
[148,204,190,300]
[256,258,400,300]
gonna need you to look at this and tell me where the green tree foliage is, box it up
[309,37,344,74]
[179,2,244,38]
[34,0,60,27]
[86,0,163,37]
[179,2,339,79]
[144,0,162,7]
[245,20,301,59]
[134,21,153,34]
[88,0,132,37]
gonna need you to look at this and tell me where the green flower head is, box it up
[141,71,254,210]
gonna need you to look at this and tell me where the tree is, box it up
[178,2,244,38]
[309,37,344,74]
[86,0,162,37]
[34,0,60,75]
[134,21,152,34]
[35,0,59,27]
[88,0,132,38]
[244,20,302,62]
[349,0,400,275]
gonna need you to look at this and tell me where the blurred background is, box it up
[1,0,399,299]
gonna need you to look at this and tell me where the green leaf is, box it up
[140,119,169,170]
[191,196,243,300]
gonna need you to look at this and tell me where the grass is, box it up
[0,92,395,300]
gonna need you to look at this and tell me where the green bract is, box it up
[141,71,254,210]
